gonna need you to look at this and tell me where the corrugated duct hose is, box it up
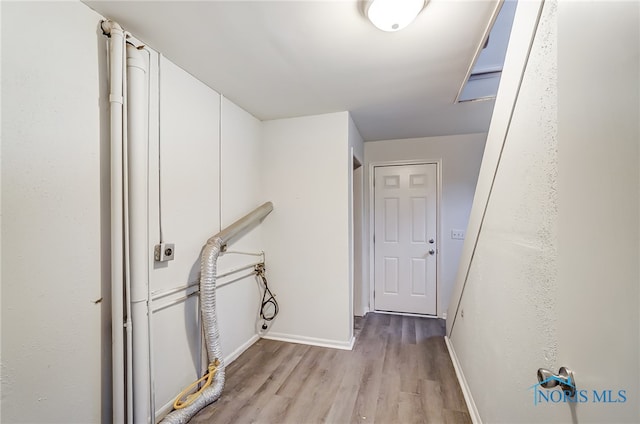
[160,201,274,423]
[160,237,225,424]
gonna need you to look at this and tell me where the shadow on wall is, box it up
[186,254,204,375]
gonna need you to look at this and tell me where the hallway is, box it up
[191,313,470,423]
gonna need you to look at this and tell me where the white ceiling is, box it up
[85,0,502,141]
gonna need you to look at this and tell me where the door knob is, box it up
[537,367,576,397]
[429,238,435,244]
[428,249,435,255]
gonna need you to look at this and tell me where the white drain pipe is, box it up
[102,20,127,424]
[104,21,151,423]
[126,43,151,423]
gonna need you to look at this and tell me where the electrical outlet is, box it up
[154,243,175,262]
[451,229,465,240]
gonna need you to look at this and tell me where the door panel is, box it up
[374,164,437,315]
[384,257,399,294]
[411,197,427,242]
[384,198,399,242]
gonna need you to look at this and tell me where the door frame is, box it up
[368,159,443,317]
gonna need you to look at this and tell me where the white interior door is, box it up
[374,164,437,315]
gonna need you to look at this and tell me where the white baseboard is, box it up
[224,333,260,365]
[444,336,482,424]
[354,309,369,318]
[373,310,439,319]
[262,332,355,351]
[155,333,261,422]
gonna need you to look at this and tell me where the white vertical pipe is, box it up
[123,71,134,424]
[126,44,151,423]
[102,20,126,424]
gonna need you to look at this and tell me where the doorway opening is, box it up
[352,155,365,338]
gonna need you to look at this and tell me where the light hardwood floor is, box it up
[190,313,471,424]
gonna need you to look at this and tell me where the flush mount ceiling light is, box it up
[365,0,427,32]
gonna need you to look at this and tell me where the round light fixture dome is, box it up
[366,0,426,32]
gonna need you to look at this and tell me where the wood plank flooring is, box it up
[190,313,471,424]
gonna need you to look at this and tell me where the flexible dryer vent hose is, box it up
[160,202,273,423]
[160,237,225,424]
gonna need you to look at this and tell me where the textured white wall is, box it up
[217,97,266,359]
[448,3,559,421]
[556,1,639,421]
[151,56,221,293]
[1,2,108,422]
[148,55,222,414]
[262,112,353,347]
[446,0,546,335]
[364,133,486,317]
[448,1,640,422]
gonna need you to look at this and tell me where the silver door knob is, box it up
[428,249,435,255]
[429,238,435,244]
[537,367,576,397]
